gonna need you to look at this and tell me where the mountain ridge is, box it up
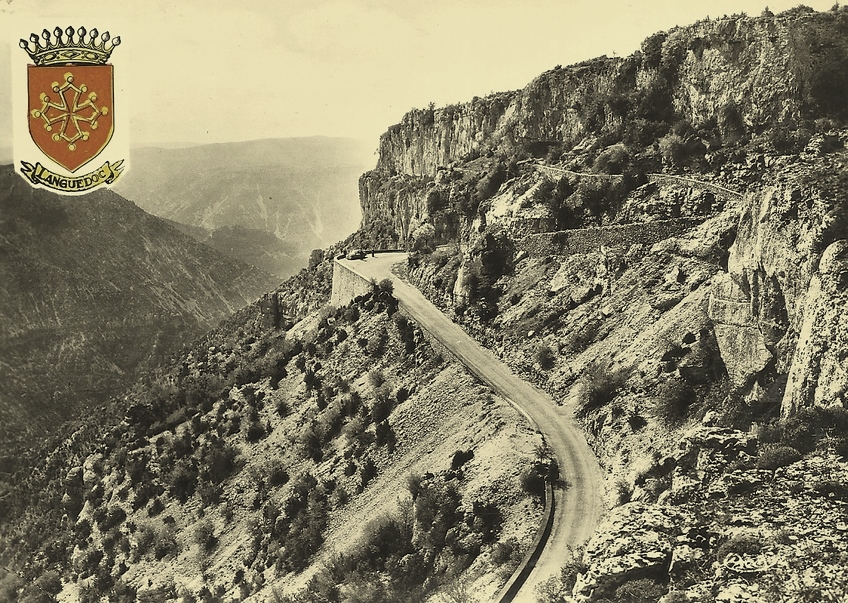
[115,137,375,277]
[0,164,278,473]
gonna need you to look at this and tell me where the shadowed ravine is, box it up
[335,253,606,600]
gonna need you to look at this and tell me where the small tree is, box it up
[378,278,394,294]
[194,519,217,552]
[535,344,556,370]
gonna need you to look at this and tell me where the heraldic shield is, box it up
[27,64,114,173]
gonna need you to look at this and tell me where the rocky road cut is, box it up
[337,253,605,601]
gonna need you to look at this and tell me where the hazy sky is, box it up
[0,0,838,150]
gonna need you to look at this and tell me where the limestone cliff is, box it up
[360,9,848,241]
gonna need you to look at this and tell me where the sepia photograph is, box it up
[0,0,847,601]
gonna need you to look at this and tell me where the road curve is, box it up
[338,254,605,600]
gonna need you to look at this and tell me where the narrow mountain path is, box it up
[337,254,605,600]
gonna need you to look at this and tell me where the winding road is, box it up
[337,254,605,601]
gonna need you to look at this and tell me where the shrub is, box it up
[615,479,633,505]
[169,459,198,503]
[366,329,388,357]
[378,278,394,294]
[654,378,695,425]
[34,571,62,597]
[368,369,386,388]
[451,449,475,470]
[147,496,165,517]
[360,458,378,486]
[375,421,396,449]
[246,421,266,443]
[535,344,556,370]
[300,423,323,462]
[614,579,667,603]
[197,480,222,506]
[573,178,628,222]
[96,505,127,532]
[520,465,546,498]
[659,132,688,167]
[203,442,239,484]
[153,528,179,561]
[194,519,217,552]
[578,363,628,414]
[756,445,802,470]
[627,414,647,431]
[406,473,423,500]
[716,532,762,562]
[276,399,289,417]
[269,462,290,487]
[491,539,518,565]
[343,305,360,323]
[532,178,556,204]
[593,144,630,174]
[536,551,587,603]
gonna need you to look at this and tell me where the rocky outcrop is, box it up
[369,13,848,181]
[711,161,848,414]
[782,240,848,416]
[573,502,693,601]
[708,273,773,388]
[361,11,848,247]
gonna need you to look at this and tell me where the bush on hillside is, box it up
[194,519,217,552]
[366,328,388,357]
[578,363,628,415]
[611,579,668,603]
[653,378,695,425]
[368,369,386,387]
[201,441,239,484]
[168,459,198,503]
[535,343,557,370]
[716,532,762,562]
[593,144,630,174]
[536,551,588,603]
[520,465,547,498]
[756,444,802,470]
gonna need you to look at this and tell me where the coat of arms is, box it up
[18,27,124,193]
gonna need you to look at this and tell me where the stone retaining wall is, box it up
[494,480,556,603]
[646,173,742,201]
[517,218,706,257]
[330,261,374,307]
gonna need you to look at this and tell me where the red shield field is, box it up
[27,64,114,173]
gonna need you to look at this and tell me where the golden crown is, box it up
[19,26,120,66]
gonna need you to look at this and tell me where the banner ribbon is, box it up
[20,160,124,193]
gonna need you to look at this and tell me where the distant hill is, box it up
[0,165,278,470]
[115,137,374,277]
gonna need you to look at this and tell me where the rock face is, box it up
[573,502,693,601]
[708,273,773,388]
[361,12,848,238]
[374,14,848,180]
[716,172,848,416]
[782,240,848,416]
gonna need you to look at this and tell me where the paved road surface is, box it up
[338,254,605,600]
